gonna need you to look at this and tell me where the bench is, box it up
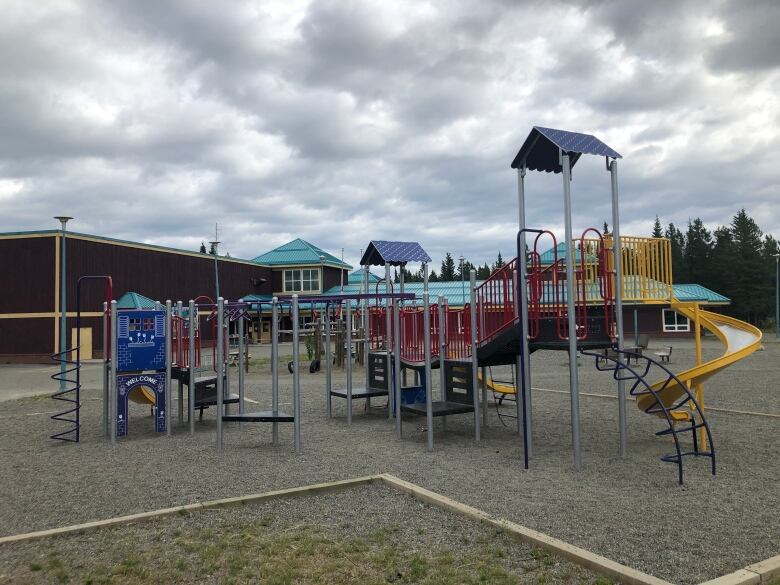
[654,346,673,363]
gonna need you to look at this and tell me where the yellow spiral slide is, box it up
[637,305,763,419]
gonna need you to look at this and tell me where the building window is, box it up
[662,309,689,332]
[283,268,320,292]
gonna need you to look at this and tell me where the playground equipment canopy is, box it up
[511,126,622,173]
[360,241,432,266]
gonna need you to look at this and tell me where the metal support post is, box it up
[165,300,172,437]
[346,299,353,425]
[516,168,533,453]
[562,151,582,470]
[385,264,393,419]
[469,270,481,442]
[363,265,370,393]
[481,365,488,427]
[109,301,118,444]
[324,303,332,418]
[293,294,302,453]
[423,292,434,451]
[272,297,279,444]
[176,300,183,425]
[393,296,402,438]
[188,300,196,435]
[438,298,447,432]
[216,297,224,451]
[438,299,446,402]
[609,159,627,457]
[238,313,245,416]
[102,301,109,438]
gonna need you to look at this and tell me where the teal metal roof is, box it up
[241,281,729,311]
[348,269,382,284]
[538,243,597,265]
[252,238,351,269]
[116,291,157,309]
[326,280,480,308]
[673,284,730,304]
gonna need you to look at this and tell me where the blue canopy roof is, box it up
[511,126,622,173]
[360,240,431,266]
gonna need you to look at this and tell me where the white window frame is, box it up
[283,268,321,293]
[662,309,689,333]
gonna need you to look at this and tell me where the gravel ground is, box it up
[0,483,607,584]
[0,340,778,584]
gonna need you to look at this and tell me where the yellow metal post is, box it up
[691,303,707,450]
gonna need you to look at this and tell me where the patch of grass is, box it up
[13,514,604,584]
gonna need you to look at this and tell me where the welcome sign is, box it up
[116,373,167,437]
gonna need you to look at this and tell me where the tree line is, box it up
[653,209,778,326]
[394,251,506,283]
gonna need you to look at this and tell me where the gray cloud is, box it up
[0,0,777,274]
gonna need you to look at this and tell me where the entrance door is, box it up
[72,327,93,359]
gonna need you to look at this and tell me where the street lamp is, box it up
[320,255,325,294]
[54,216,73,390]
[209,240,221,299]
[774,253,779,340]
[459,256,465,307]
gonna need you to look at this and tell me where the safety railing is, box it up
[399,304,439,362]
[444,304,471,359]
[474,258,518,344]
[171,315,201,368]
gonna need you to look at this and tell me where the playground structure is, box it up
[51,289,303,452]
[48,126,763,485]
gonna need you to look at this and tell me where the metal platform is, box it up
[401,400,475,417]
[222,410,294,423]
[330,387,389,399]
[194,393,239,408]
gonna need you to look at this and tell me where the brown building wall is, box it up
[0,234,274,361]
[621,305,696,339]
[0,235,56,313]
[65,237,273,312]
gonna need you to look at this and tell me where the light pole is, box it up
[774,253,779,340]
[459,256,465,306]
[209,240,221,299]
[320,255,325,294]
[54,216,73,390]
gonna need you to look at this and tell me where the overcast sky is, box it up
[1,0,778,269]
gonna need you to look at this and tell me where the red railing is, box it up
[399,305,439,362]
[444,304,471,359]
[474,258,518,344]
[576,229,615,340]
[171,315,201,368]
[368,306,387,350]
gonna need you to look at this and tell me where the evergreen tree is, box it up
[665,223,686,282]
[199,241,207,253]
[476,263,492,279]
[710,225,737,305]
[683,218,712,287]
[456,260,476,280]
[761,235,780,327]
[209,242,217,255]
[428,270,439,282]
[652,216,663,238]
[493,251,504,270]
[731,209,765,323]
[602,221,610,236]
[440,253,456,281]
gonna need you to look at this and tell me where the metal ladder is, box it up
[51,347,81,442]
[581,348,716,485]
